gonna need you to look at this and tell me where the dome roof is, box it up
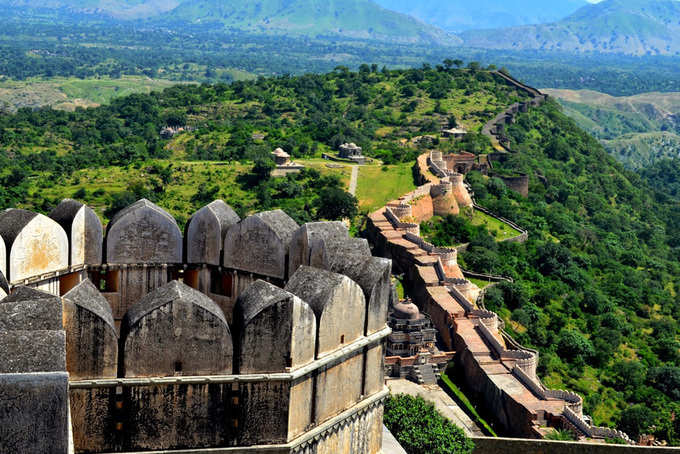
[392,301,422,321]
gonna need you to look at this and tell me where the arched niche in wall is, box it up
[185,200,240,266]
[105,199,182,264]
[120,281,232,377]
[0,209,68,283]
[285,266,365,358]
[49,199,103,267]
[234,280,315,374]
[223,210,298,280]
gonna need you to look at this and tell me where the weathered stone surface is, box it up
[63,279,118,379]
[0,209,69,283]
[312,237,372,271]
[49,199,103,266]
[0,330,66,373]
[224,210,299,280]
[0,372,69,454]
[288,222,348,276]
[105,199,182,264]
[285,266,366,357]
[234,280,315,373]
[186,200,240,266]
[0,286,63,331]
[0,270,7,299]
[0,233,6,296]
[121,280,232,377]
[330,255,392,335]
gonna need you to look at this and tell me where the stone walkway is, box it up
[349,165,359,195]
[387,378,485,437]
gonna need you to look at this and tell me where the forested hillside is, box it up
[463,99,680,442]
[0,65,523,222]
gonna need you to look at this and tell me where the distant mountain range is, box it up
[459,0,680,56]
[0,0,453,44]
[4,0,680,56]
[373,0,587,32]
[159,0,452,43]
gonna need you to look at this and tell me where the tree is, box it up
[619,404,654,440]
[315,187,358,220]
[384,394,474,454]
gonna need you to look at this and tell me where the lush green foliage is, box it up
[0,66,525,217]
[460,99,680,442]
[384,394,474,454]
[639,158,680,200]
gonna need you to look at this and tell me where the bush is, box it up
[384,394,474,454]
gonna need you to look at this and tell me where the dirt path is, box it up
[349,165,359,195]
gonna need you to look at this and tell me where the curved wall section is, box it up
[105,199,182,264]
[120,281,233,377]
[0,209,69,284]
[185,200,240,266]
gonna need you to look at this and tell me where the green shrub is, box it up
[384,394,474,454]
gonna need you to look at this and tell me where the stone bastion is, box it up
[0,198,392,454]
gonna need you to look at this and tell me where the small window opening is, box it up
[174,361,183,373]
[340,335,345,344]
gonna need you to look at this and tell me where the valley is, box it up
[544,88,680,170]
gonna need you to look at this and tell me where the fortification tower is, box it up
[0,199,391,454]
[430,179,460,217]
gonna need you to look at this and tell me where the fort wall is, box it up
[0,199,392,454]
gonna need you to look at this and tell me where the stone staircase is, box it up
[411,364,438,385]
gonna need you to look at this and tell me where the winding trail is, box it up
[348,165,359,195]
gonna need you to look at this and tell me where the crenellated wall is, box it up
[363,149,631,444]
[0,198,392,454]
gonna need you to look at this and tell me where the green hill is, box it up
[0,0,453,44]
[158,0,453,44]
[460,0,680,56]
[544,88,680,169]
[374,0,586,33]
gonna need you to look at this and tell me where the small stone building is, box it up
[339,142,366,163]
[384,299,448,384]
[271,147,291,166]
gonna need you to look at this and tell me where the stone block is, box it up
[288,222,348,276]
[234,280,316,374]
[105,199,182,264]
[285,266,365,357]
[0,372,69,454]
[0,286,63,331]
[49,199,103,266]
[63,279,118,379]
[0,330,66,373]
[185,200,240,266]
[0,209,69,284]
[224,210,299,280]
[121,281,232,377]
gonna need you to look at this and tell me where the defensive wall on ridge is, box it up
[364,144,631,444]
[0,199,392,454]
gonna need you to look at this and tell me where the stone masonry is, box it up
[0,198,391,454]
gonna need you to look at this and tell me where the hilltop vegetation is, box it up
[0,65,526,220]
[461,99,680,442]
[544,88,680,170]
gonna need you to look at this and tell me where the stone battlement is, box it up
[0,199,392,454]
